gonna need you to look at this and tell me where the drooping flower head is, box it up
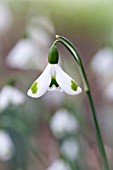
[27,45,82,98]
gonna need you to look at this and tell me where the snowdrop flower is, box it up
[0,85,26,111]
[61,138,79,161]
[91,47,113,76]
[6,39,44,70]
[50,109,78,138]
[0,130,15,161]
[27,46,82,98]
[47,159,71,170]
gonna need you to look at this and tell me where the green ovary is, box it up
[48,46,59,64]
[71,80,78,91]
[31,82,38,94]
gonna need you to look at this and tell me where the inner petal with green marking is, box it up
[31,82,38,94]
[49,76,59,88]
[71,80,78,91]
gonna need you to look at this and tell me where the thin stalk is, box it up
[55,35,109,170]
[87,90,109,170]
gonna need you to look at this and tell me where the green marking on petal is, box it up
[71,80,78,91]
[31,82,38,94]
[49,76,59,87]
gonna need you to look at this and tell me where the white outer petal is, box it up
[27,64,51,98]
[55,65,82,95]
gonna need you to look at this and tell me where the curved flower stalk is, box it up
[27,46,82,98]
[55,35,109,170]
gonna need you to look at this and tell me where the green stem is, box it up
[87,91,109,170]
[55,35,109,170]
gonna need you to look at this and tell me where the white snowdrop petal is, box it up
[27,64,51,98]
[0,86,11,111]
[6,39,38,69]
[104,81,113,101]
[91,47,113,75]
[61,138,79,161]
[50,109,78,138]
[55,65,82,95]
[0,130,15,161]
[47,159,71,170]
[0,86,26,111]
[11,88,26,105]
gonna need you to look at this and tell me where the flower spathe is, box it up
[27,63,82,98]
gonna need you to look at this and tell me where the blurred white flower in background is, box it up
[26,15,55,69]
[0,130,15,161]
[91,47,113,94]
[27,15,55,46]
[6,15,55,70]
[61,138,79,161]
[0,1,13,34]
[104,81,113,101]
[43,91,64,108]
[50,109,79,138]
[0,85,26,111]
[47,159,71,170]
[6,39,43,70]
[91,47,113,76]
[31,15,55,34]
